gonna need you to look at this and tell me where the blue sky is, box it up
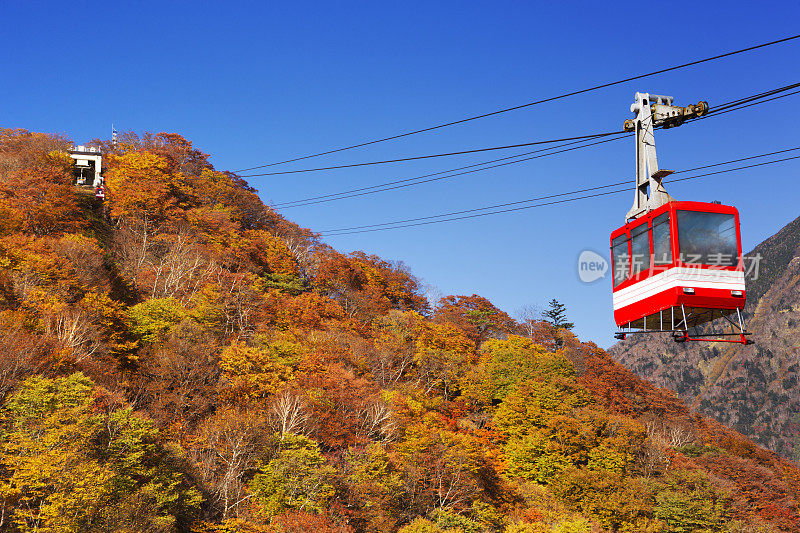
[2,1,799,347]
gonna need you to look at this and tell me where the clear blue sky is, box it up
[2,1,799,347]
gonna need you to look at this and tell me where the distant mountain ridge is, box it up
[610,214,800,461]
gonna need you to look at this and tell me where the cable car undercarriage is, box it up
[614,304,752,344]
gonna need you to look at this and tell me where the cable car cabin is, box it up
[611,92,750,344]
[611,201,749,343]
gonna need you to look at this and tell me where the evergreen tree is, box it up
[543,299,574,331]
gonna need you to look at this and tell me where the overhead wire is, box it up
[232,34,800,172]
[324,189,630,236]
[671,146,800,174]
[273,134,624,207]
[238,131,624,177]
[703,81,800,114]
[275,134,629,208]
[243,82,800,178]
[321,150,800,236]
[321,153,799,234]
[700,88,800,118]
[272,84,800,208]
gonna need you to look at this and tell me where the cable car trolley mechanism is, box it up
[611,92,752,345]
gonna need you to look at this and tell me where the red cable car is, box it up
[611,93,751,344]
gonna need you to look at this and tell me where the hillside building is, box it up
[68,145,103,187]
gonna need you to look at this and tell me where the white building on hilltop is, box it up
[68,145,102,187]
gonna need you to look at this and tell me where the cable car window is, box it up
[652,212,672,265]
[612,234,629,287]
[677,211,737,266]
[630,223,650,275]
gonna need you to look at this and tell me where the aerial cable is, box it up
[704,81,800,114]
[239,131,624,177]
[276,135,629,208]
[677,84,800,129]
[270,83,800,208]
[322,181,631,232]
[321,146,800,233]
[322,152,800,236]
[273,135,624,207]
[233,34,800,172]
[323,155,800,236]
[701,89,800,118]
[244,80,798,178]
[321,189,631,235]
[671,146,800,175]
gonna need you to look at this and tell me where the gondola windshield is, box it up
[676,211,737,265]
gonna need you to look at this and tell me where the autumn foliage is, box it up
[0,128,797,532]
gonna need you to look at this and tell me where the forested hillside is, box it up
[611,214,800,462]
[0,128,799,533]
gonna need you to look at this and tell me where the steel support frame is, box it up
[626,92,676,220]
[614,305,752,345]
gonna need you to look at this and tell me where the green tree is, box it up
[397,517,450,533]
[430,508,483,533]
[542,299,574,349]
[0,373,201,532]
[550,468,658,531]
[464,335,575,406]
[543,299,574,331]
[0,374,111,532]
[653,470,729,533]
[340,443,405,532]
[494,379,590,439]
[249,433,335,518]
[127,297,187,343]
[552,518,592,533]
[95,407,203,528]
[503,433,572,483]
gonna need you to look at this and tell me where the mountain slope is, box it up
[1,127,799,532]
[610,214,800,461]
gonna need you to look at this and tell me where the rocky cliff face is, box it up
[610,215,800,461]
